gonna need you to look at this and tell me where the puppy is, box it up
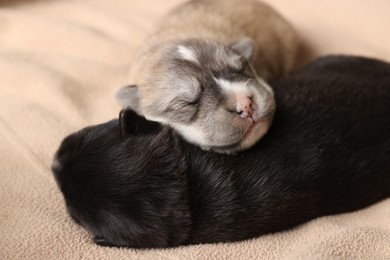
[117,0,300,153]
[53,56,390,248]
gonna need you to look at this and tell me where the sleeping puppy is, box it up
[117,0,300,153]
[53,56,390,248]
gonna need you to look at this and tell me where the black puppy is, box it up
[52,56,390,248]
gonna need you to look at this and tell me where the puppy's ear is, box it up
[230,37,256,61]
[116,85,141,113]
[119,109,161,136]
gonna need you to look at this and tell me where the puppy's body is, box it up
[129,0,299,83]
[54,56,390,248]
[118,0,300,153]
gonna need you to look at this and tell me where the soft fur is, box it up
[53,56,390,248]
[117,0,300,153]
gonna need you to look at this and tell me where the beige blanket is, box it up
[1,0,390,259]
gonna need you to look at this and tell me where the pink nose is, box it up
[236,97,254,119]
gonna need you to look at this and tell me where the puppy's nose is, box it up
[236,96,254,119]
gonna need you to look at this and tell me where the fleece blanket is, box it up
[1,0,390,259]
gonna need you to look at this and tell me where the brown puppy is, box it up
[117,0,300,153]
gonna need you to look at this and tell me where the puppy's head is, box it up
[52,110,191,248]
[117,38,275,153]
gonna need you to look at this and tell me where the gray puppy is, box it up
[117,0,300,153]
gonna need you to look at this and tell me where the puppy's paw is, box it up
[93,236,118,248]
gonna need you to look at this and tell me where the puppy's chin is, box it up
[201,119,271,154]
[238,118,271,150]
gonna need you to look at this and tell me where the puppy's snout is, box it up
[236,96,254,119]
[52,131,85,172]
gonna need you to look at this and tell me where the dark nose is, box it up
[236,96,254,119]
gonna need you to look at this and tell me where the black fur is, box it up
[52,56,390,248]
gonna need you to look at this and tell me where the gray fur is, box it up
[118,0,300,153]
[119,39,275,153]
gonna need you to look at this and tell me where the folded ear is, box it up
[116,85,141,113]
[230,37,256,61]
[119,109,161,136]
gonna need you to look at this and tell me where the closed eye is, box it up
[183,92,201,107]
[226,108,237,114]
[187,99,199,106]
[165,97,200,122]
[167,99,199,112]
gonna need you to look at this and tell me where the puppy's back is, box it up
[132,0,300,81]
[175,0,299,77]
[270,55,390,210]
